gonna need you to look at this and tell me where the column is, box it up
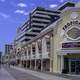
[50,36,53,72]
[41,37,46,71]
[30,59,32,69]
[26,61,28,68]
[41,59,43,71]
[29,45,32,69]
[69,59,71,73]
[61,55,64,73]
[25,47,28,68]
[34,59,36,70]
[35,42,38,70]
[20,53,22,67]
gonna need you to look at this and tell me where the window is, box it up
[32,45,36,55]
[25,49,27,56]
[37,40,42,54]
[28,47,31,56]
[46,38,51,52]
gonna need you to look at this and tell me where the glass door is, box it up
[71,60,76,73]
[75,60,80,74]
[70,59,80,74]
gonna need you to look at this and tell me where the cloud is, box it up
[60,0,64,2]
[0,12,10,18]
[15,10,29,16]
[17,3,27,7]
[0,0,5,2]
[49,4,58,8]
[15,10,24,14]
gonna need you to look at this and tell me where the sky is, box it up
[0,0,79,53]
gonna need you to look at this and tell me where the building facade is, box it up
[15,7,60,45]
[4,44,13,64]
[9,2,80,74]
[54,7,80,74]
[0,52,2,64]
[5,44,13,54]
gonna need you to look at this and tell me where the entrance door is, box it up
[71,60,76,73]
[75,60,80,74]
[70,59,80,74]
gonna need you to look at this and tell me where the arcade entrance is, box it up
[70,59,80,73]
[63,54,80,74]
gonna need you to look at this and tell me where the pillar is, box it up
[50,36,53,72]
[41,59,43,71]
[69,59,71,73]
[30,60,32,69]
[60,55,64,73]
[26,61,28,68]
[35,42,38,70]
[41,37,46,71]
[34,59,36,70]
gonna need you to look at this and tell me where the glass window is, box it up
[46,38,50,52]
[28,47,31,56]
[32,45,36,55]
[37,40,42,54]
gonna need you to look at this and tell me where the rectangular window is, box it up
[46,38,51,52]
[25,49,27,56]
[37,40,42,54]
[28,47,31,56]
[32,45,36,55]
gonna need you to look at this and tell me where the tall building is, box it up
[15,7,60,47]
[0,51,2,65]
[10,2,80,74]
[5,44,13,54]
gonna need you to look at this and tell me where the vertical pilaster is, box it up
[35,42,38,70]
[42,37,46,71]
[30,59,32,69]
[50,36,53,72]
[26,48,28,68]
[29,45,32,69]
[41,59,43,71]
[69,59,71,73]
[34,59,36,70]
[61,55,64,72]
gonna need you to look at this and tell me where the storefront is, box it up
[60,51,80,74]
[12,2,80,74]
[64,55,80,74]
[53,7,80,74]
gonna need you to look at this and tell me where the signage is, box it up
[62,42,80,48]
[62,20,80,40]
[63,20,80,31]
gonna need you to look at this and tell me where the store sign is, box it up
[62,20,80,40]
[62,42,80,48]
[63,20,80,31]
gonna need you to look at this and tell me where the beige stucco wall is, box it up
[52,8,80,73]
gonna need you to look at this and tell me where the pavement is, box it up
[5,66,44,80]
[2,65,80,80]
[9,66,70,80]
[0,67,16,80]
